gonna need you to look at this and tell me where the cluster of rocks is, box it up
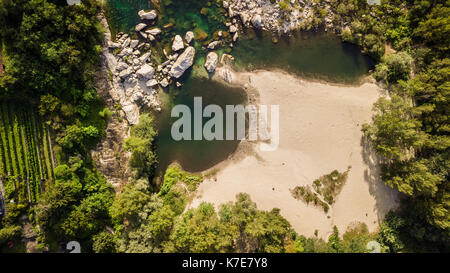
[223,0,333,34]
[100,12,160,125]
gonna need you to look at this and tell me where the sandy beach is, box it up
[188,69,399,239]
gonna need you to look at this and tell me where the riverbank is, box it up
[188,69,399,239]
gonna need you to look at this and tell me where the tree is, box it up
[362,95,427,161]
[383,52,414,83]
[124,114,158,179]
[92,231,117,253]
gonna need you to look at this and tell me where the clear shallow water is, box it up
[104,0,151,34]
[105,0,375,174]
[233,30,375,83]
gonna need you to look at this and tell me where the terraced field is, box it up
[0,102,55,204]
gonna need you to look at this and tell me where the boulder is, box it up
[138,52,151,63]
[240,12,249,24]
[138,10,157,20]
[251,14,262,28]
[169,46,195,78]
[136,64,154,79]
[172,35,184,51]
[219,68,233,83]
[204,52,218,73]
[122,37,131,48]
[130,39,139,49]
[207,41,221,50]
[116,62,128,72]
[146,79,159,88]
[119,68,133,79]
[160,78,169,87]
[229,25,238,33]
[146,28,161,36]
[108,41,120,49]
[135,23,147,32]
[185,31,194,44]
[148,34,156,42]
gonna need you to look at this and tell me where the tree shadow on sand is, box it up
[361,135,400,223]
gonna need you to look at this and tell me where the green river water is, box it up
[105,0,375,175]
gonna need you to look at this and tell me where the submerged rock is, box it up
[138,10,157,20]
[204,52,219,73]
[169,46,195,78]
[172,35,184,52]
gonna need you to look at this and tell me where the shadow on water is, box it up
[152,73,248,176]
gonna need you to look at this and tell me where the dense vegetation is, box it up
[0,102,55,203]
[0,0,112,251]
[352,0,450,252]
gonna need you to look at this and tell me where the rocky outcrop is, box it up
[224,0,327,34]
[99,13,160,125]
[169,46,195,78]
[204,52,219,73]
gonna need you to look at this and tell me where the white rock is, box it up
[136,64,154,79]
[146,28,161,36]
[204,52,219,73]
[160,78,169,87]
[229,25,238,33]
[185,31,194,44]
[169,46,195,78]
[233,32,239,42]
[108,41,120,49]
[119,68,133,79]
[207,41,221,50]
[138,10,157,20]
[146,79,159,88]
[116,62,128,72]
[139,31,147,39]
[135,23,147,32]
[172,35,184,51]
[139,52,151,63]
[251,14,262,28]
[130,39,139,49]
[122,38,131,48]
[119,47,133,57]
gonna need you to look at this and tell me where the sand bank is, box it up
[189,69,399,239]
